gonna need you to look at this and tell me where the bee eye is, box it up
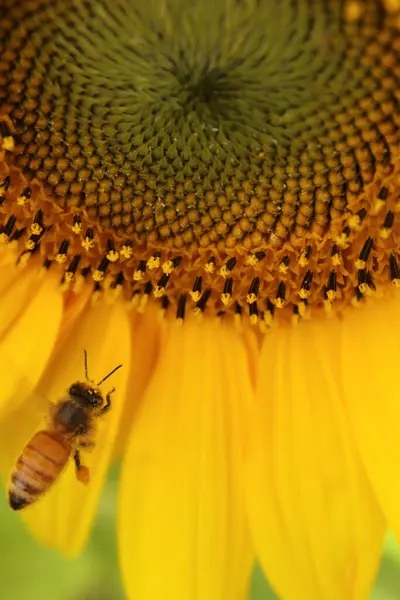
[69,384,79,396]
[88,394,101,407]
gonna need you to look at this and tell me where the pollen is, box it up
[0,0,399,328]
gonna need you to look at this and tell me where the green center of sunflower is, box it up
[0,0,399,326]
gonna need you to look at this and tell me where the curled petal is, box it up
[0,271,62,418]
[246,319,385,600]
[119,319,254,600]
[0,302,130,556]
[341,296,400,543]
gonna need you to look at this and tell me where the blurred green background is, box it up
[1,466,399,599]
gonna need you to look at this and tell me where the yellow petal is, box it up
[2,301,130,556]
[0,271,63,418]
[0,266,37,340]
[341,295,400,543]
[0,261,29,299]
[245,319,385,600]
[241,326,260,389]
[113,306,160,458]
[57,284,91,345]
[119,319,254,600]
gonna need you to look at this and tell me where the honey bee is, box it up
[8,350,122,510]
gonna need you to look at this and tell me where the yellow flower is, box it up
[0,0,399,599]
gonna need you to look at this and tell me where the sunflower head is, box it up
[0,0,398,330]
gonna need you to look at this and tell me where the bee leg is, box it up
[73,450,90,485]
[98,387,115,415]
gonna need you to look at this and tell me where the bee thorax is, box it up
[54,400,90,435]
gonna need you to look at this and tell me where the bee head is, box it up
[69,382,103,409]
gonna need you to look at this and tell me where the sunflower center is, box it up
[0,0,399,326]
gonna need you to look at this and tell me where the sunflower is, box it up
[0,0,399,598]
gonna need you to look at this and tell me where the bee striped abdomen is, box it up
[8,430,70,510]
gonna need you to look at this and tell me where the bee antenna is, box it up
[97,363,123,386]
[84,349,89,380]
